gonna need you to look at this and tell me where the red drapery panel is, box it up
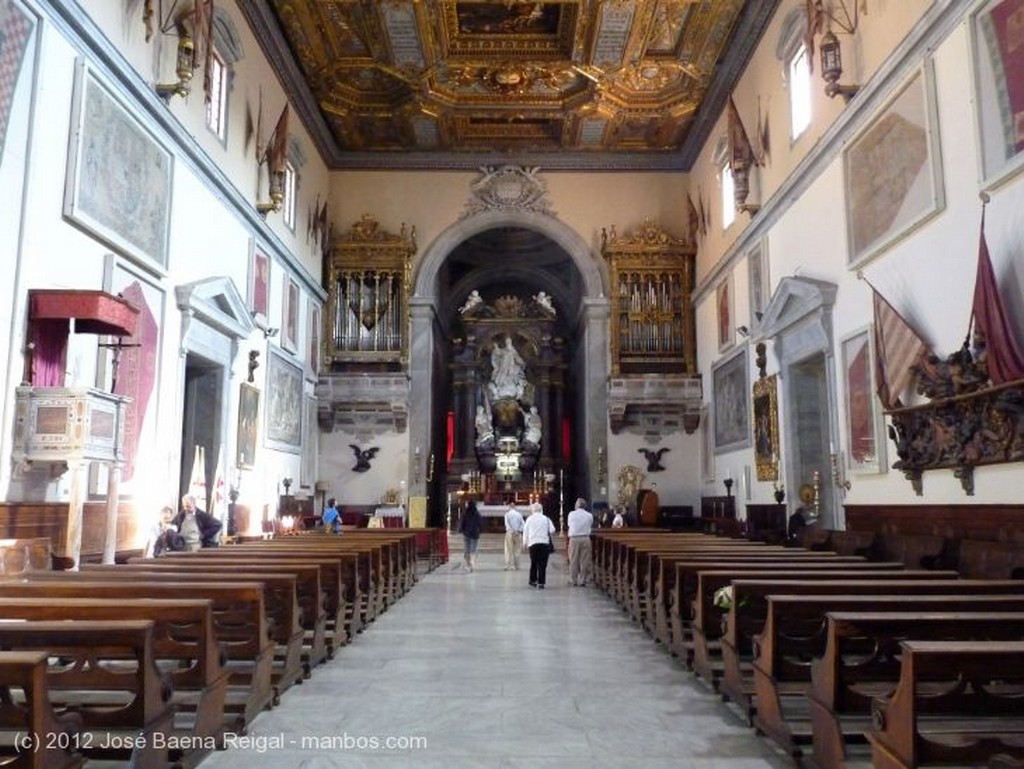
[562,416,571,461]
[27,289,140,387]
[446,411,455,464]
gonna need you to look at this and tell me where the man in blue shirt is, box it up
[322,497,342,534]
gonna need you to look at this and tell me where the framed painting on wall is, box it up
[282,277,300,352]
[716,276,733,352]
[0,0,37,162]
[712,346,750,453]
[747,239,770,328]
[969,0,1024,187]
[249,245,270,322]
[752,374,780,482]
[841,326,887,474]
[843,61,944,270]
[64,60,173,274]
[265,347,302,453]
[237,383,260,469]
[308,304,320,376]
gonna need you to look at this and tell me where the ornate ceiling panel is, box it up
[243,1,778,169]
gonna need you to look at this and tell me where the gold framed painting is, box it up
[969,0,1024,188]
[237,383,260,469]
[752,374,779,482]
[840,326,886,474]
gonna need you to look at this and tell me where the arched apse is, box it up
[407,209,610,510]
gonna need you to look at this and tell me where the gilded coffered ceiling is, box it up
[240,1,778,170]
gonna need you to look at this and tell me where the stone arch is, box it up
[407,209,610,504]
[413,209,605,300]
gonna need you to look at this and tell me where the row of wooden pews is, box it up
[592,527,1024,768]
[0,528,446,769]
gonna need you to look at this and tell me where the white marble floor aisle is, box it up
[199,542,791,769]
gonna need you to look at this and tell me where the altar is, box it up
[477,505,510,518]
[372,505,406,528]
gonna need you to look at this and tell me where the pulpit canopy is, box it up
[29,289,139,337]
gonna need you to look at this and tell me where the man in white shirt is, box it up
[503,503,525,570]
[566,497,594,587]
[522,503,555,589]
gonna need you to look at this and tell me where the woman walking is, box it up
[459,500,483,572]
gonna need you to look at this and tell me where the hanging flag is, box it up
[196,1,215,105]
[143,0,155,42]
[697,189,708,236]
[755,96,770,166]
[972,208,1024,384]
[804,0,823,73]
[317,199,328,246]
[244,100,256,156]
[686,193,700,242]
[872,289,930,409]
[266,104,289,174]
[727,96,755,169]
[188,445,207,506]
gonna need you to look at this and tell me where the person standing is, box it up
[459,500,483,572]
[567,497,594,587]
[173,494,222,552]
[522,503,555,589]
[503,502,524,570]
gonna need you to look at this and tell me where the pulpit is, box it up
[636,488,659,527]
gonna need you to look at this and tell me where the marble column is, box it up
[582,297,611,503]
[408,298,437,498]
[102,462,122,564]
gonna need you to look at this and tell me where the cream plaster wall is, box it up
[2,1,326,526]
[330,170,689,281]
[694,3,1024,508]
[77,0,330,280]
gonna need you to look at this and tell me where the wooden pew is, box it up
[0,620,173,769]
[0,651,84,769]
[101,560,329,672]
[639,545,849,629]
[721,580,1024,723]
[227,541,381,627]
[744,590,1024,752]
[0,596,228,757]
[668,558,909,664]
[866,640,1024,768]
[0,580,276,726]
[687,568,953,680]
[164,547,364,641]
[806,611,1024,769]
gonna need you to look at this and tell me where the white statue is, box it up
[488,335,526,401]
[522,405,542,446]
[459,290,483,314]
[474,404,494,445]
[533,290,554,315]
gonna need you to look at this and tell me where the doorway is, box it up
[179,353,223,511]
[788,353,835,526]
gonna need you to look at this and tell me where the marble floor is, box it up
[199,537,792,769]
